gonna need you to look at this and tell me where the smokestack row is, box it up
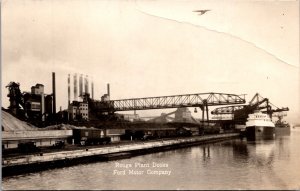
[68,73,94,103]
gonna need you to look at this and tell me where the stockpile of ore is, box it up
[2,109,91,131]
[2,110,37,131]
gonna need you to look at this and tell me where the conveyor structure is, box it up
[88,92,246,123]
[211,93,289,124]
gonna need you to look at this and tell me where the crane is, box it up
[211,93,289,124]
[86,92,246,124]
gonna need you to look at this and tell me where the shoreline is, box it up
[2,133,239,177]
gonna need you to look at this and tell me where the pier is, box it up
[3,133,239,176]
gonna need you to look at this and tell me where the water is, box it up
[3,129,300,190]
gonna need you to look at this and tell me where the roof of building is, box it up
[31,84,44,89]
[71,101,88,107]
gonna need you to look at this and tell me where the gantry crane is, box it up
[86,92,246,124]
[211,93,289,124]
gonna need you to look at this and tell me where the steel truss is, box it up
[211,93,289,116]
[92,92,245,112]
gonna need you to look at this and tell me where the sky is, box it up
[1,0,299,123]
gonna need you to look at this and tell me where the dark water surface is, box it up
[3,129,300,190]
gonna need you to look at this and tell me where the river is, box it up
[3,128,300,190]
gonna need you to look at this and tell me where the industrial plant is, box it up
[2,72,291,176]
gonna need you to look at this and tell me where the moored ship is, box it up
[274,118,291,135]
[245,111,275,140]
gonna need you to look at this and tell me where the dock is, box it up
[3,133,239,176]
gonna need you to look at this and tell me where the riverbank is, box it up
[2,133,239,177]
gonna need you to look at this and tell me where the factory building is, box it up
[68,101,89,121]
[31,84,44,95]
[6,73,57,126]
[45,95,53,114]
[100,83,110,102]
[23,83,53,121]
[101,94,110,102]
[67,73,94,121]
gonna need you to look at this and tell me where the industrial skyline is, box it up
[2,1,300,190]
[1,0,299,123]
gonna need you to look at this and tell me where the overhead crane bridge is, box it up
[211,93,289,124]
[88,92,246,123]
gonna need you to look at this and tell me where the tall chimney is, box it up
[79,74,83,97]
[68,74,70,105]
[107,83,110,98]
[52,72,56,114]
[73,73,78,101]
[91,80,94,99]
[85,75,89,94]
[41,92,45,121]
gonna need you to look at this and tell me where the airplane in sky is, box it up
[193,9,211,15]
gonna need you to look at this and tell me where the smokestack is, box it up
[68,74,70,105]
[87,76,89,94]
[107,83,110,98]
[79,74,83,97]
[73,73,78,101]
[91,80,94,99]
[52,72,56,114]
[41,92,45,121]
[85,75,89,94]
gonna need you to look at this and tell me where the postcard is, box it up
[1,0,299,190]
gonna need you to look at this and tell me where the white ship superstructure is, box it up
[245,111,275,140]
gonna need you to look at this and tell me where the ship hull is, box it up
[275,126,290,135]
[246,126,275,140]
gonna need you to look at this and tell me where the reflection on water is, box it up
[202,146,210,160]
[3,130,300,190]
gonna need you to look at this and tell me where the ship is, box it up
[274,117,291,135]
[245,110,275,140]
